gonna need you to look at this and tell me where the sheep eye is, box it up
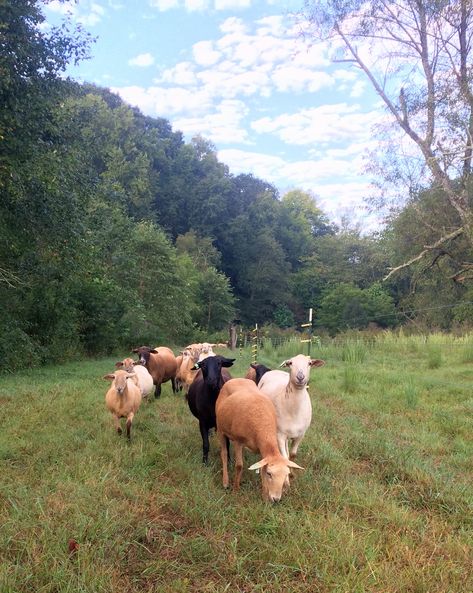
[266,470,273,479]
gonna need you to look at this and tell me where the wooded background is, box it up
[2,1,473,372]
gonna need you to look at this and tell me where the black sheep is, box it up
[186,355,235,464]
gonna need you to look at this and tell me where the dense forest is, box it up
[1,1,473,371]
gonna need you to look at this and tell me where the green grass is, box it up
[1,337,472,593]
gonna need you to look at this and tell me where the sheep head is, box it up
[249,457,303,503]
[103,370,136,395]
[280,355,325,388]
[132,346,157,367]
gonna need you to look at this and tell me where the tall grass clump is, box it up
[342,365,360,393]
[458,334,473,363]
[404,377,419,409]
[341,340,367,364]
[427,345,443,369]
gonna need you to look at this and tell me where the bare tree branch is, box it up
[383,226,465,280]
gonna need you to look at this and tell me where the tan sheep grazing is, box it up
[216,378,303,502]
[104,370,142,439]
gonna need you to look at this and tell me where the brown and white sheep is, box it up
[216,378,303,502]
[132,346,178,398]
[104,370,142,439]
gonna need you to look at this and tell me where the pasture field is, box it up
[0,334,472,593]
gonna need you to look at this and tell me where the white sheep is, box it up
[104,370,142,439]
[257,354,325,462]
[115,357,154,399]
[197,342,216,362]
[216,378,303,502]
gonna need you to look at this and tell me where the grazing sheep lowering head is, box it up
[249,457,303,503]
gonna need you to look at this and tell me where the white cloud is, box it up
[255,15,287,37]
[272,65,334,93]
[192,41,221,66]
[185,0,209,10]
[45,0,77,15]
[113,85,215,116]
[215,0,251,9]
[157,62,198,85]
[149,0,179,10]
[45,0,105,26]
[251,104,382,146]
[174,99,250,144]
[219,16,248,35]
[128,53,155,67]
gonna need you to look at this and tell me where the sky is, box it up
[43,0,386,228]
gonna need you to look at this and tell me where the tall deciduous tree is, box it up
[302,0,473,282]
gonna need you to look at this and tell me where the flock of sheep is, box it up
[103,342,325,503]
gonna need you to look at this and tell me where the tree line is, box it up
[1,1,472,372]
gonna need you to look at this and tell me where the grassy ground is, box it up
[0,335,472,592]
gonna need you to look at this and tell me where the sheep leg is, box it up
[233,442,244,491]
[289,437,302,461]
[277,433,289,459]
[171,378,177,394]
[126,413,134,440]
[199,421,210,464]
[154,383,161,398]
[113,415,122,435]
[218,431,229,488]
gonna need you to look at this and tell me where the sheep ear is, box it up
[286,460,304,470]
[310,359,325,368]
[131,348,139,353]
[221,357,235,367]
[103,374,115,380]
[248,458,268,471]
[279,360,292,368]
[115,362,124,368]
[150,349,158,354]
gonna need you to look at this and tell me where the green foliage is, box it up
[318,283,397,334]
[3,1,473,372]
[273,304,295,328]
[194,267,235,332]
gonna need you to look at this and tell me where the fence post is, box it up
[300,308,313,356]
[251,323,258,364]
